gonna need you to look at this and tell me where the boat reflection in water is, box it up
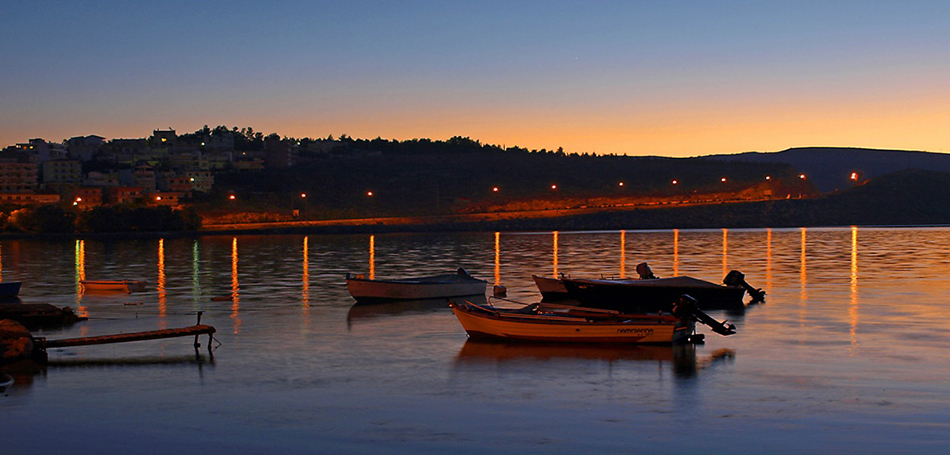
[455,340,735,379]
[346,295,489,328]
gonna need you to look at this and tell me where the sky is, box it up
[2,1,950,157]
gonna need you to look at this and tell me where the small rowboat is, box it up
[346,268,487,303]
[449,300,698,344]
[80,280,147,293]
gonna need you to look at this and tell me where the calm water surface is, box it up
[2,227,949,454]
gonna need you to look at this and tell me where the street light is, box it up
[721,177,727,183]
[850,172,858,181]
[551,184,557,190]
[799,174,806,179]
[367,191,374,197]
[492,187,499,193]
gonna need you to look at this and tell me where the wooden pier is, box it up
[30,323,216,365]
[40,325,216,349]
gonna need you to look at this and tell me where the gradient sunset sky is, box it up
[3,1,949,157]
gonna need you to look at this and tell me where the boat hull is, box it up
[450,302,694,344]
[346,272,487,303]
[532,275,569,300]
[0,281,22,298]
[80,280,147,293]
[561,277,746,312]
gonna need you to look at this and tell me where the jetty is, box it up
[32,324,216,364]
[3,312,216,367]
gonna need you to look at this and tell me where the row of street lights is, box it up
[225,172,861,204]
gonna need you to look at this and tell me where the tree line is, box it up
[1,205,201,234]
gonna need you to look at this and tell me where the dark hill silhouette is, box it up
[208,151,801,218]
[498,168,950,230]
[708,147,950,192]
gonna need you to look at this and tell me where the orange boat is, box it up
[80,280,147,293]
[450,300,704,344]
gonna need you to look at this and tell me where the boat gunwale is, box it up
[453,300,683,326]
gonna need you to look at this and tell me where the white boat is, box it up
[80,280,147,293]
[346,268,487,303]
[532,274,569,300]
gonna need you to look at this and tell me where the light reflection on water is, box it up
[2,227,950,454]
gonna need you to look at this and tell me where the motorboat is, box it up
[542,263,764,312]
[531,274,569,300]
[449,295,735,344]
[346,268,487,303]
[80,280,147,293]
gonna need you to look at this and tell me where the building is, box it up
[72,187,104,209]
[15,138,68,162]
[83,171,120,187]
[149,129,177,149]
[160,173,193,193]
[185,170,214,192]
[66,135,105,161]
[132,165,157,191]
[0,161,38,192]
[150,191,185,207]
[265,136,296,169]
[42,159,83,185]
[0,192,59,206]
[109,186,145,204]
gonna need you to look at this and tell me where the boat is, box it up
[0,281,22,298]
[543,264,764,312]
[532,274,569,300]
[346,268,487,303]
[80,280,147,293]
[448,295,735,344]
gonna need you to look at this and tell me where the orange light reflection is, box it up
[157,239,167,328]
[552,231,559,278]
[722,228,729,277]
[849,226,859,352]
[672,229,679,277]
[302,236,310,308]
[231,237,241,334]
[75,240,87,317]
[619,230,626,278]
[494,232,501,287]
[369,235,375,280]
[766,228,773,294]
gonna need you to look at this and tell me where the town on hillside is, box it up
[1,127,339,210]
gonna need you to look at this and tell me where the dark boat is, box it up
[556,264,764,313]
[0,281,22,299]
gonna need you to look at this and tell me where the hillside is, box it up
[200,151,806,221]
[708,147,950,192]
[473,168,950,231]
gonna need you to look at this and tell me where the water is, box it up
[2,227,949,454]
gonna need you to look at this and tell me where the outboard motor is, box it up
[723,270,765,303]
[672,294,737,336]
[636,262,658,280]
